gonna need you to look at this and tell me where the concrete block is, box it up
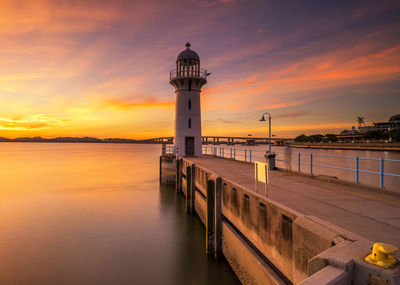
[299,265,347,285]
[160,156,176,184]
[222,222,286,285]
[293,215,339,283]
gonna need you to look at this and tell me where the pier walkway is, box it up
[186,156,400,246]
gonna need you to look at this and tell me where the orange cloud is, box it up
[0,114,66,131]
[0,0,121,34]
[202,41,400,116]
[102,98,174,111]
[273,111,307,119]
[266,45,400,88]
[0,1,398,139]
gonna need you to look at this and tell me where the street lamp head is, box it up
[259,116,266,122]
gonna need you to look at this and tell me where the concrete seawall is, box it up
[160,155,400,284]
[159,155,176,184]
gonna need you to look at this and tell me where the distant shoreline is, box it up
[0,138,155,144]
[0,141,152,144]
[289,143,400,152]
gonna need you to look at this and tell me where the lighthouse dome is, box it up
[177,43,200,62]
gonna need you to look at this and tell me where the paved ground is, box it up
[187,156,400,246]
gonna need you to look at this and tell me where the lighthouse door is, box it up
[185,137,195,156]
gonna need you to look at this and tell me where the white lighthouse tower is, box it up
[170,43,208,157]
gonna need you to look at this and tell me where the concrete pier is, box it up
[161,155,400,284]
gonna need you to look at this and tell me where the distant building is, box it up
[373,114,400,131]
[340,126,357,135]
[337,114,400,141]
[340,114,400,135]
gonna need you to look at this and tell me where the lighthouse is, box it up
[170,43,208,157]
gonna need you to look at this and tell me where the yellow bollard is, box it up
[365,243,399,268]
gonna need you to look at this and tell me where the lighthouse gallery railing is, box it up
[170,68,208,80]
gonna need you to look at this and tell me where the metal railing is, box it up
[201,146,400,189]
[169,68,208,80]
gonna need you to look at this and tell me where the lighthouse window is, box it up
[188,80,192,91]
[188,118,192,128]
[188,99,191,110]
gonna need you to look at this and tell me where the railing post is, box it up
[234,148,236,160]
[222,148,224,158]
[380,158,384,188]
[355,157,359,183]
[298,153,301,172]
[230,148,232,159]
[249,150,252,163]
[245,149,247,162]
[310,153,313,175]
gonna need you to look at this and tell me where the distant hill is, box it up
[0,136,149,143]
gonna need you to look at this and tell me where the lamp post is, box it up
[260,112,272,154]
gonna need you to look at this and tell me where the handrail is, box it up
[161,144,400,189]
[200,146,400,189]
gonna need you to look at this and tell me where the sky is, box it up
[0,0,399,139]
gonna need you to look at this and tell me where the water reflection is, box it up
[0,143,239,284]
[159,185,240,285]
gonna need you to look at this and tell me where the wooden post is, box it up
[206,179,215,255]
[186,166,191,212]
[214,177,222,259]
[175,158,179,191]
[176,159,182,193]
[159,156,162,183]
[255,163,258,194]
[190,164,196,213]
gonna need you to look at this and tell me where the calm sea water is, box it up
[0,143,240,285]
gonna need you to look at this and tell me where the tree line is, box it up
[294,134,338,143]
[362,130,400,141]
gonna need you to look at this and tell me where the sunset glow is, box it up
[1,0,399,138]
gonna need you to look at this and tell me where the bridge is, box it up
[148,136,293,145]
